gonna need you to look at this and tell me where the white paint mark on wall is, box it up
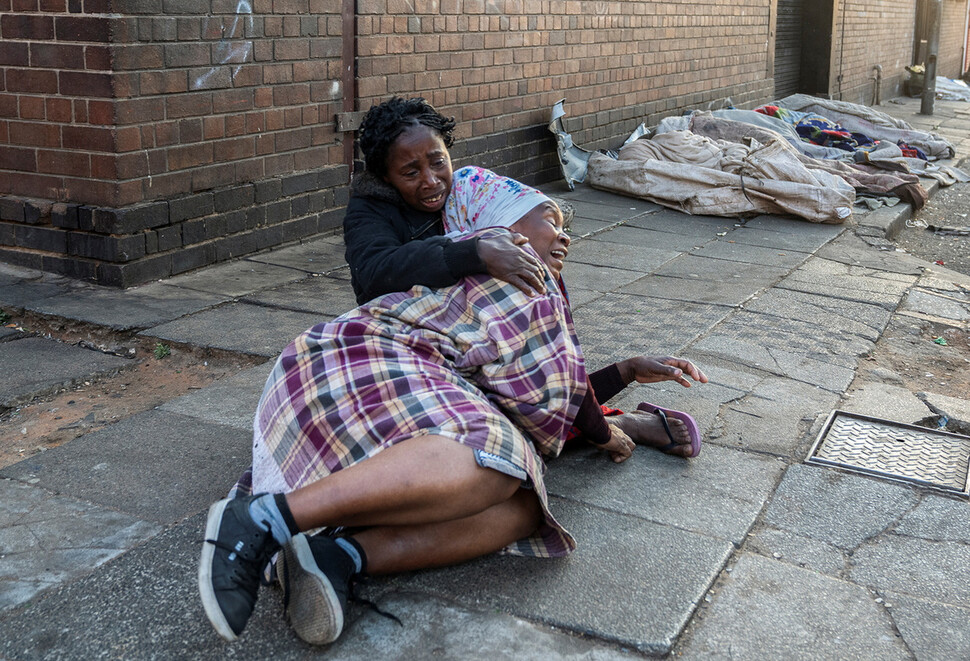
[330,80,341,98]
[193,0,254,90]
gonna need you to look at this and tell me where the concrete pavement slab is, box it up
[0,479,160,612]
[619,274,763,307]
[921,391,970,427]
[892,493,970,543]
[689,239,813,268]
[743,287,892,342]
[650,252,790,286]
[391,497,733,655]
[564,216,618,238]
[160,260,306,298]
[777,257,917,309]
[241,275,358,318]
[691,334,858,392]
[816,232,926,275]
[0,410,250,525]
[850,535,970,607]
[714,376,840,455]
[0,280,73,309]
[917,266,970,292]
[592,225,715,252]
[0,265,74,308]
[547,443,783,543]
[159,360,274,431]
[326,591,643,661]
[0,326,25,342]
[558,285,604,311]
[245,236,347,274]
[27,281,229,331]
[551,185,663,212]
[679,553,908,660]
[623,209,737,236]
[566,237,680,273]
[691,312,866,391]
[901,288,970,322]
[841,382,932,424]
[0,336,130,408]
[143,302,320,357]
[0,510,304,661]
[564,199,654,223]
[0,506,643,660]
[561,261,649,294]
[571,293,732,368]
[714,225,840,253]
[883,592,970,661]
[742,214,847,241]
[762,464,920,550]
[744,526,848,576]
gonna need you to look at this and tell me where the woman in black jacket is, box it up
[343,97,707,457]
[343,96,548,305]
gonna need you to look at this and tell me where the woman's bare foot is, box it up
[611,410,695,457]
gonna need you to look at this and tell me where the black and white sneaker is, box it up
[278,533,356,645]
[198,496,280,641]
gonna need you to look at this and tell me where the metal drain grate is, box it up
[807,410,970,496]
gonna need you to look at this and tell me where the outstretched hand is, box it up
[598,423,635,463]
[619,356,708,388]
[477,232,547,297]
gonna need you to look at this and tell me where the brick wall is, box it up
[939,0,968,78]
[356,0,775,184]
[0,0,348,286]
[1,0,962,286]
[834,0,917,105]
[834,0,968,105]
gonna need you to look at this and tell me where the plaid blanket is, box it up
[238,233,588,557]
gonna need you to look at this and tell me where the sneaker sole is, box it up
[280,535,344,645]
[198,498,239,642]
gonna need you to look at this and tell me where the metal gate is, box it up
[775,0,805,98]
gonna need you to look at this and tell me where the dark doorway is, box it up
[774,0,838,99]
[775,0,804,98]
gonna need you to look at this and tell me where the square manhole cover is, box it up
[807,410,970,497]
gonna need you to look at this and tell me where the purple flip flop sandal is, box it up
[636,402,702,458]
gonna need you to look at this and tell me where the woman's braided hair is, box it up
[359,97,456,177]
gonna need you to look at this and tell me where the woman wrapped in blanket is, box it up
[199,193,636,646]
[344,96,708,459]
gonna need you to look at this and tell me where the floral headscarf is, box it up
[443,166,554,237]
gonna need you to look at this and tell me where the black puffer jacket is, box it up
[343,172,486,305]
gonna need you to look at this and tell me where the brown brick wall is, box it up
[1,0,965,286]
[0,0,349,286]
[834,0,916,105]
[357,0,775,184]
[939,0,968,78]
[834,0,968,105]
[0,0,346,208]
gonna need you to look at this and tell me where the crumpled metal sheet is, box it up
[548,100,651,190]
[548,99,591,190]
